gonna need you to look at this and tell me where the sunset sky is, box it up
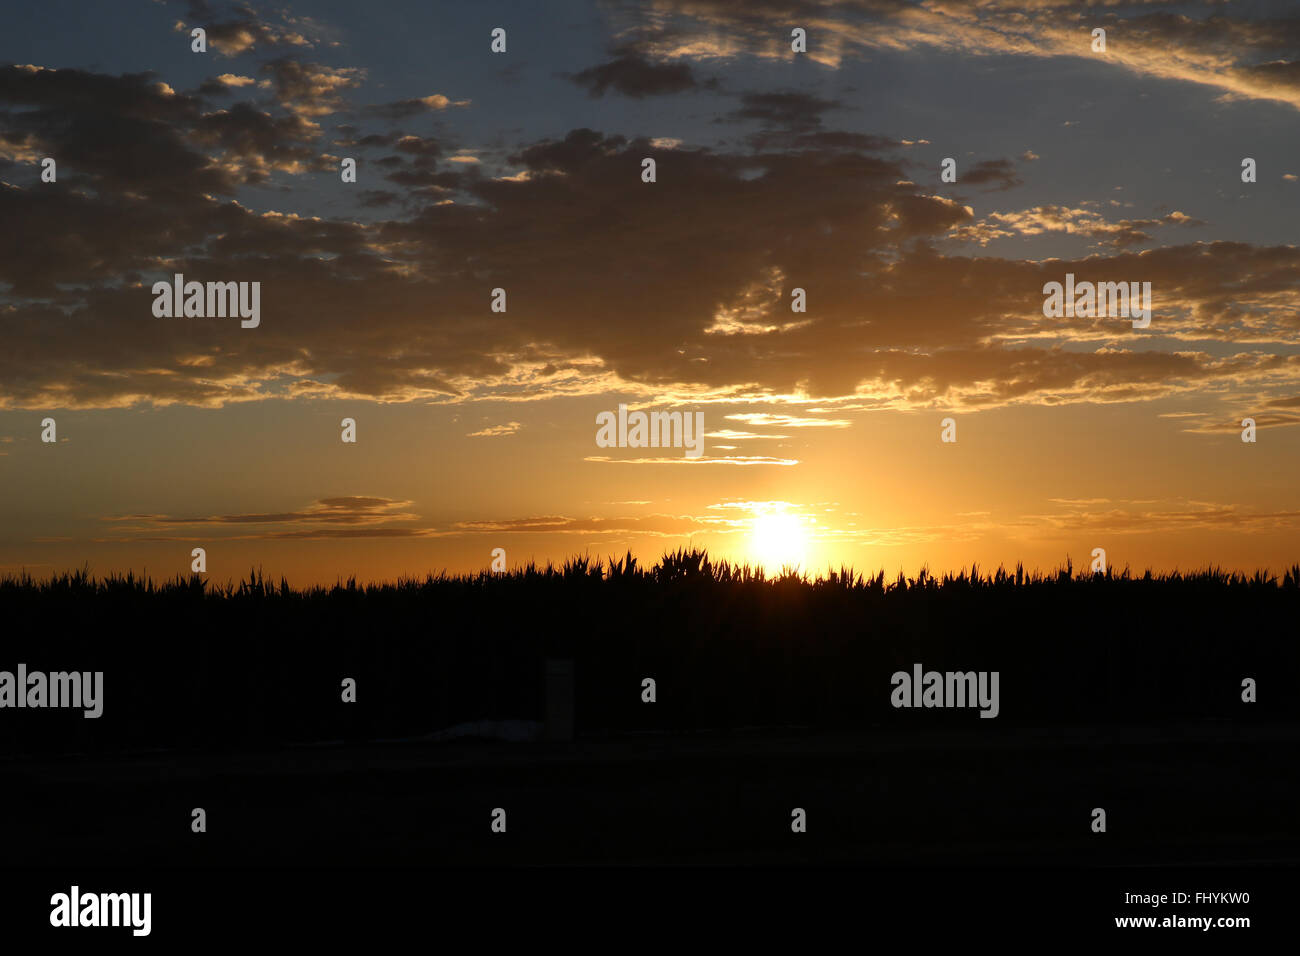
[3,0,1300,584]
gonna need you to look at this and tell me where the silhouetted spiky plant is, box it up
[2,547,1297,758]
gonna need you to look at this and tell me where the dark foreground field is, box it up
[2,550,1297,866]
[6,721,1298,867]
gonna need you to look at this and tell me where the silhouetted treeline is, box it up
[1,550,1295,757]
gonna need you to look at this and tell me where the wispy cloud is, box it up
[467,421,522,437]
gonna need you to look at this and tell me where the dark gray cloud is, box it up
[569,50,712,98]
[720,90,896,152]
[960,158,1021,191]
[725,91,843,132]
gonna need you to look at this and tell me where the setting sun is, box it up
[749,510,810,574]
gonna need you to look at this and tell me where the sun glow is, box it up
[749,509,810,575]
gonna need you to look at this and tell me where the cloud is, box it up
[143,498,829,548]
[196,73,257,95]
[467,421,522,437]
[950,205,1207,248]
[959,158,1022,191]
[724,91,841,131]
[721,90,897,152]
[366,93,471,119]
[96,496,429,541]
[1183,411,1300,434]
[569,50,710,98]
[584,455,800,465]
[1016,499,1300,537]
[105,496,417,526]
[705,428,790,440]
[4,45,1300,423]
[357,189,399,207]
[725,413,851,428]
[259,58,363,118]
[173,1,317,57]
[449,513,733,535]
[611,0,1300,111]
